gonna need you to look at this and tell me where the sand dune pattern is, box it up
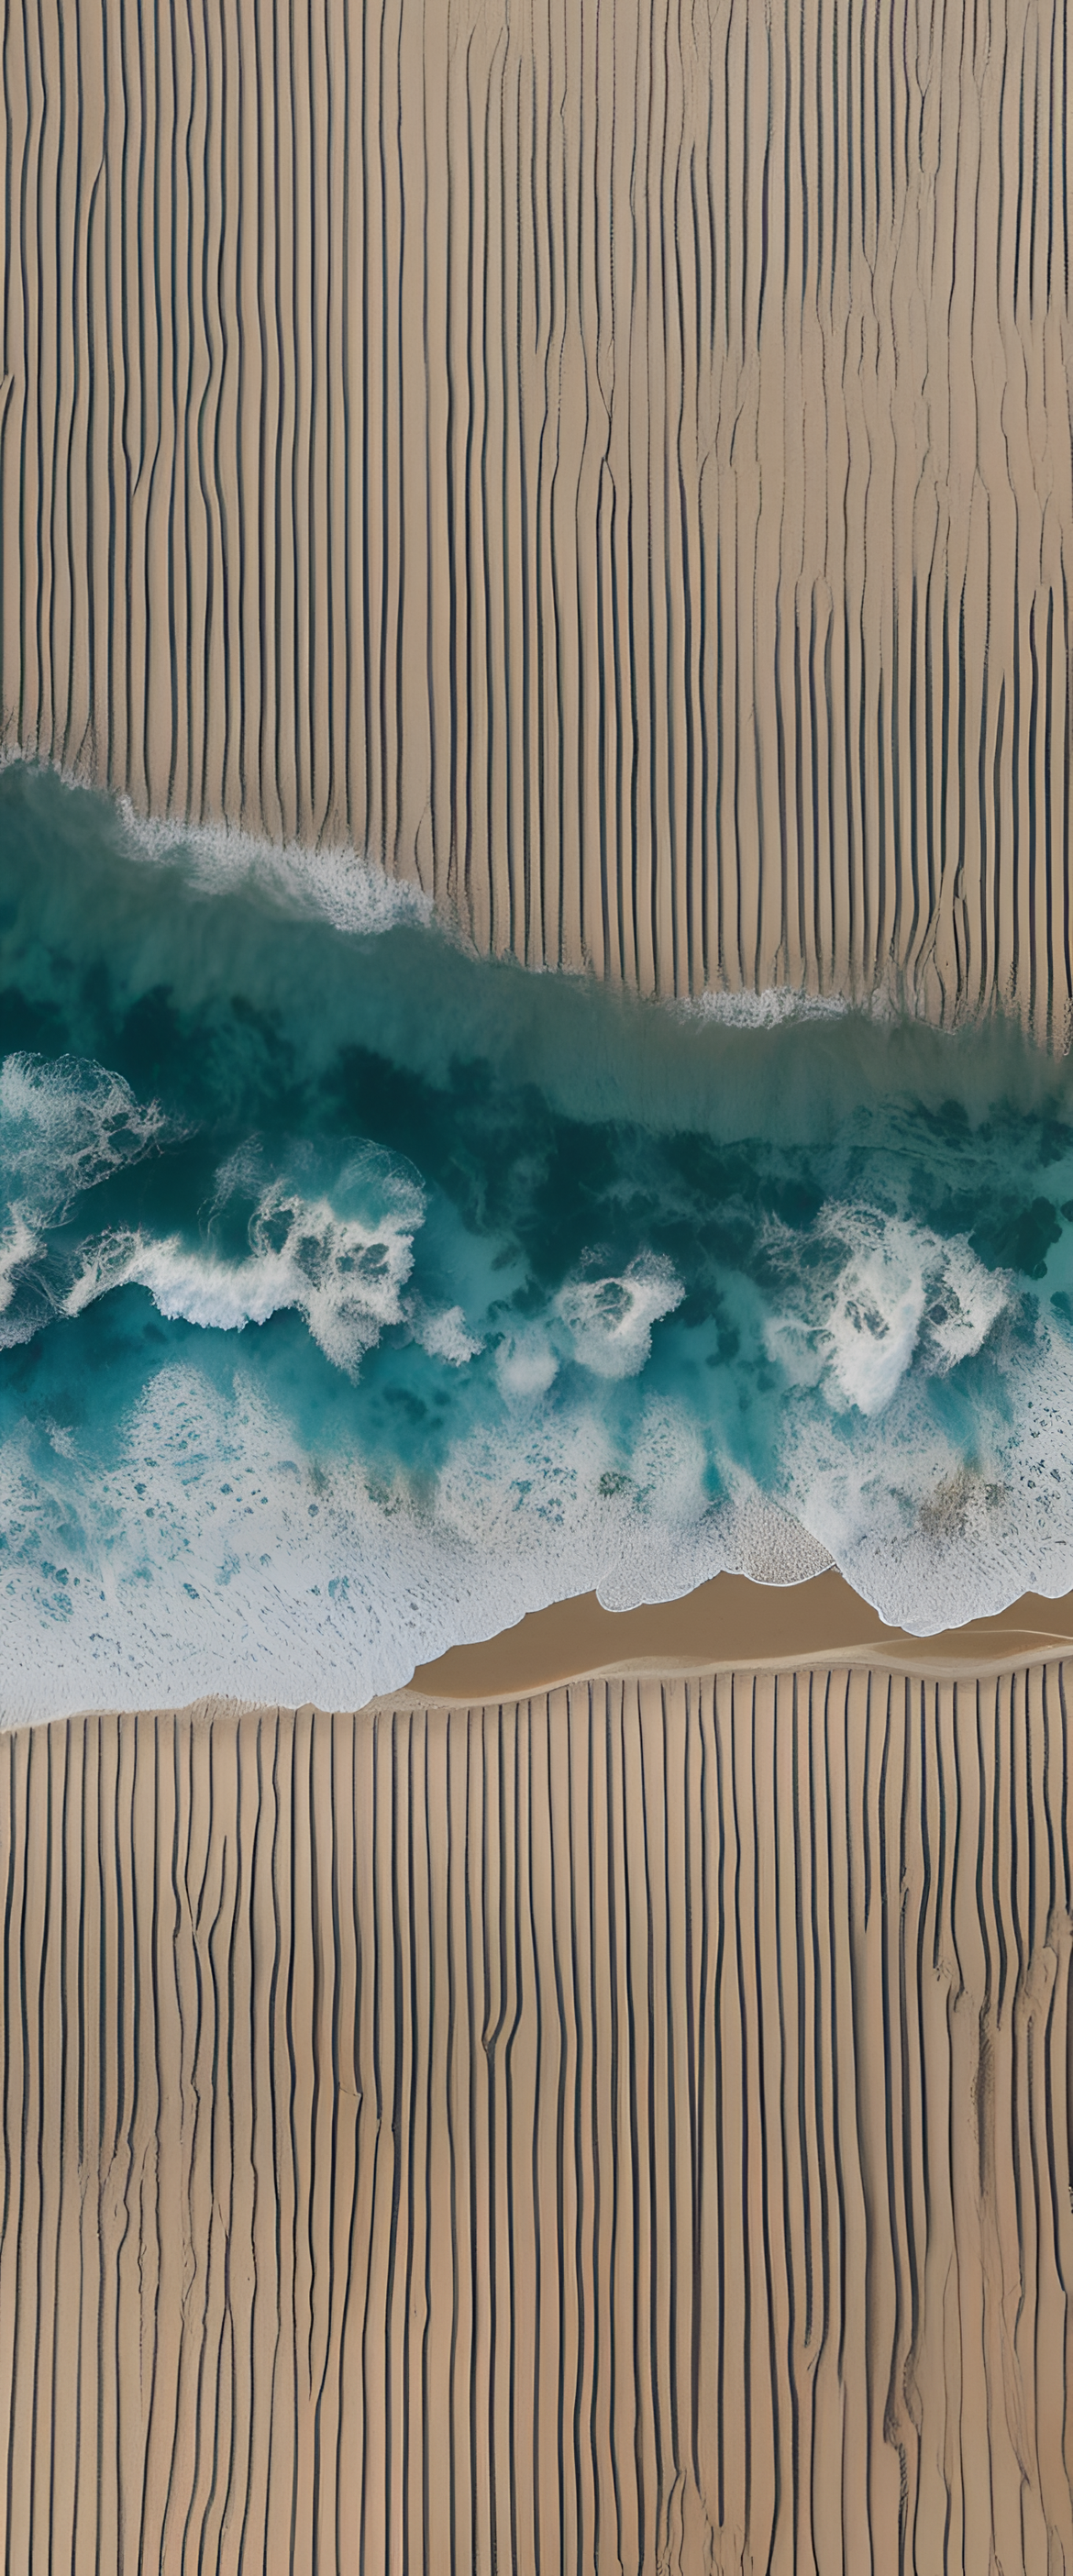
[0,1668,1071,2570]
[1,0,1071,1026]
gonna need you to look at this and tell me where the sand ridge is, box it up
[1,1672,1071,2571]
[1,1,1071,1027]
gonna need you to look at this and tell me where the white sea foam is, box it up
[0,1360,831,1722]
[769,1286,1073,1631]
[495,1326,559,1400]
[116,797,434,938]
[66,1164,424,1375]
[764,1206,1009,1418]
[0,1212,45,1345]
[679,985,852,1028]
[412,1302,483,1365]
[5,1268,1073,1722]
[555,1253,684,1378]
[0,1053,169,1346]
[824,1219,929,1413]
[0,1051,166,1216]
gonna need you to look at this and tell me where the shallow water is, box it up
[3,760,1073,1716]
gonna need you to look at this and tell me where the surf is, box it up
[3,758,1073,1718]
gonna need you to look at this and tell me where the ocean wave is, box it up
[0,1051,168,1349]
[553,1254,684,1381]
[0,1359,835,1722]
[114,794,436,938]
[0,1167,1070,1717]
[0,1050,166,1215]
[763,1207,1010,1416]
[3,762,1073,1711]
[3,1250,1073,1723]
[65,1142,426,1376]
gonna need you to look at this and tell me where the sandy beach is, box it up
[3,1566,1071,2566]
[2,1668,1070,2571]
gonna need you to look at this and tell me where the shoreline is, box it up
[40,1570,1073,1737]
[403,1566,1073,1703]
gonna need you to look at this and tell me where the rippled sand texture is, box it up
[1,0,1071,1025]
[1,1676,1071,2572]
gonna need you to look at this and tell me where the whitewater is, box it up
[3,760,1073,1719]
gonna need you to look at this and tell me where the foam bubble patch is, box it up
[555,1255,684,1379]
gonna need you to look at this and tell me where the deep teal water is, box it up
[3,759,1073,1715]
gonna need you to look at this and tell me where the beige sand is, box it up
[1,0,1071,1028]
[408,1565,1073,1699]
[1,1674,1071,2572]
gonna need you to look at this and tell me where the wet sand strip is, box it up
[409,1565,1073,1700]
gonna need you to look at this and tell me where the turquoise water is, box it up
[3,760,1073,1715]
